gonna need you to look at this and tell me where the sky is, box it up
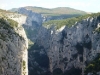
[0,0,100,13]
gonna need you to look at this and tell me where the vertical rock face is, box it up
[32,16,100,75]
[15,8,100,75]
[0,14,28,75]
[52,17,99,73]
[18,8,42,26]
[17,8,43,42]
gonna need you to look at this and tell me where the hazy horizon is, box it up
[0,0,100,13]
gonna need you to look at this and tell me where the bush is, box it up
[85,53,100,75]
[7,19,18,28]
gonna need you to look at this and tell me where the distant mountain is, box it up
[10,6,87,16]
[9,8,18,13]
[24,6,87,16]
[10,6,88,22]
[0,9,13,16]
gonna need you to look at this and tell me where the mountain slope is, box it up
[0,9,28,75]
[24,6,87,16]
[10,6,88,22]
[9,7,100,75]
[43,13,100,29]
[28,12,100,75]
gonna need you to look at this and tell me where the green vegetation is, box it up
[95,27,100,33]
[23,60,26,70]
[24,6,86,16]
[28,39,34,49]
[0,9,14,17]
[0,9,23,42]
[85,53,100,75]
[43,13,100,29]
[0,18,11,41]
[7,19,18,28]
[0,9,18,28]
[10,7,87,21]
[0,18,8,26]
[0,9,12,13]
[0,17,18,30]
[23,6,87,22]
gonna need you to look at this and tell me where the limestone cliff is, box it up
[12,8,100,75]
[28,14,100,75]
[42,16,100,74]
[17,8,43,42]
[0,10,28,75]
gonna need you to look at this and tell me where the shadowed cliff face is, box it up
[28,43,50,75]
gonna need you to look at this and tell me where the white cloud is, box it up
[10,2,14,4]
[0,3,7,9]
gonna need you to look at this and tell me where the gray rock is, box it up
[36,17,100,73]
[0,14,28,75]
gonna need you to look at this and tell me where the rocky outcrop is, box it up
[15,8,100,75]
[0,13,28,75]
[31,16,100,75]
[18,8,42,26]
[17,8,43,42]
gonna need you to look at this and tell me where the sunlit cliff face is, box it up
[0,12,28,75]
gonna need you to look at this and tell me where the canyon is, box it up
[0,7,100,75]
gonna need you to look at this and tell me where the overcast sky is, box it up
[0,0,100,13]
